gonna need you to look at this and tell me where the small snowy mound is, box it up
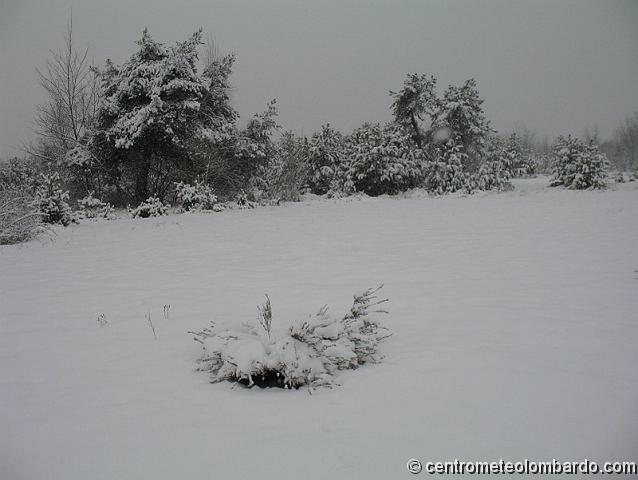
[192,286,390,389]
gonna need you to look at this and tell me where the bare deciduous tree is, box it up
[203,35,220,71]
[30,14,99,163]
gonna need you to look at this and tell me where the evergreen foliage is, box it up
[341,123,425,196]
[34,172,74,226]
[550,136,609,189]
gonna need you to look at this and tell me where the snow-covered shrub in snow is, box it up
[550,136,609,190]
[515,154,538,177]
[192,286,390,389]
[424,138,467,194]
[465,137,513,192]
[255,131,310,203]
[467,158,513,193]
[613,172,626,183]
[0,188,46,245]
[342,123,425,196]
[34,172,74,226]
[234,190,257,209]
[0,157,40,191]
[175,181,218,211]
[307,124,345,195]
[77,192,115,220]
[130,196,168,218]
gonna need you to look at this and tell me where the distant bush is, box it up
[424,138,467,194]
[192,286,390,389]
[34,172,74,226]
[255,131,310,202]
[77,192,115,219]
[307,124,345,195]
[550,136,609,189]
[234,190,257,209]
[468,158,513,192]
[342,123,425,196]
[466,138,513,192]
[175,181,218,211]
[0,188,46,245]
[514,155,537,177]
[131,196,168,218]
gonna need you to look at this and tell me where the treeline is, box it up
[1,25,635,243]
[4,28,536,204]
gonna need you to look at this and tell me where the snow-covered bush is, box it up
[254,131,310,202]
[465,137,513,192]
[130,196,168,218]
[192,286,390,389]
[467,158,513,192]
[307,124,345,195]
[0,157,40,191]
[34,172,74,226]
[342,123,425,196]
[515,154,538,177]
[614,172,626,183]
[235,190,256,209]
[424,138,467,194]
[175,181,218,211]
[550,136,609,189]
[0,188,46,245]
[501,134,538,177]
[77,192,115,219]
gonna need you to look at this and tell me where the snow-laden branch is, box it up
[192,286,390,390]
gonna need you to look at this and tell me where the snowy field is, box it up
[1,177,637,479]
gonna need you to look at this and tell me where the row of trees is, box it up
[0,23,627,241]
[29,27,537,204]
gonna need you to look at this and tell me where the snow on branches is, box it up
[96,29,206,150]
[550,136,609,190]
[130,196,168,218]
[192,286,390,389]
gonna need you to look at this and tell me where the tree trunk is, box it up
[135,154,151,203]
[410,113,422,149]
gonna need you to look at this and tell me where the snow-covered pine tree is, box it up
[255,131,310,202]
[466,137,513,192]
[424,137,467,194]
[431,79,492,171]
[389,73,438,149]
[34,172,74,226]
[92,29,208,203]
[307,124,345,195]
[502,132,539,177]
[342,123,425,196]
[550,136,609,189]
[502,133,521,177]
[77,191,115,219]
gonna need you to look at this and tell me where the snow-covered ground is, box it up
[1,177,637,479]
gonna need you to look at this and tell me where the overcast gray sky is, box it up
[1,0,637,158]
